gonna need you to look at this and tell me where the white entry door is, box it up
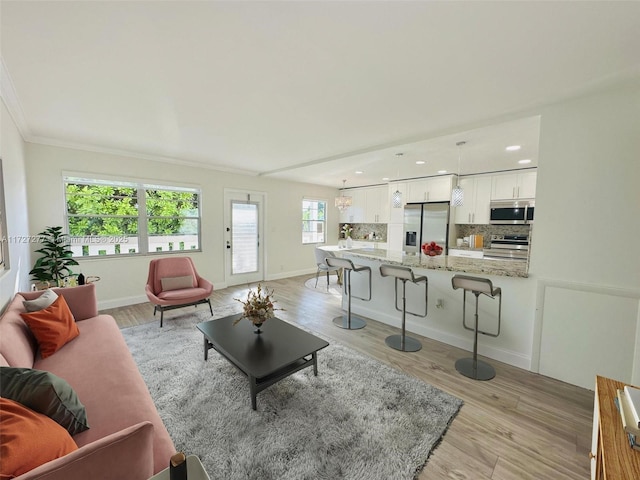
[224,190,265,286]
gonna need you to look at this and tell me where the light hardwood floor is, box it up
[102,274,594,480]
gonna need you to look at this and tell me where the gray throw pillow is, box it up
[22,288,59,312]
[160,275,194,291]
[0,367,90,435]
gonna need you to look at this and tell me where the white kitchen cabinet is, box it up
[350,240,388,249]
[491,171,537,200]
[453,176,492,224]
[364,186,390,223]
[406,176,453,203]
[387,224,404,252]
[449,248,484,259]
[340,186,388,224]
[339,189,365,223]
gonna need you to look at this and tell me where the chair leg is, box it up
[315,267,320,288]
[332,269,366,330]
[326,271,330,289]
[160,309,164,328]
[207,299,213,316]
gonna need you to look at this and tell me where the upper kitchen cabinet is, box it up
[364,186,390,223]
[339,189,365,223]
[339,186,389,224]
[491,171,537,200]
[406,176,453,203]
[453,175,492,224]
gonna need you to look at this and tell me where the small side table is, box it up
[148,455,211,480]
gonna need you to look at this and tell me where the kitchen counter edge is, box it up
[341,248,529,278]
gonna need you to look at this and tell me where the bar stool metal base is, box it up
[332,315,366,330]
[455,357,496,381]
[385,334,422,352]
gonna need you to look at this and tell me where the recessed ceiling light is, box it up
[506,145,521,151]
[355,170,363,174]
[416,161,425,165]
[518,159,531,164]
[382,177,390,181]
[438,170,447,174]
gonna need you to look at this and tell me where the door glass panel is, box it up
[231,202,258,274]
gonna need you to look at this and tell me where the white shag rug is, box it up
[121,307,462,480]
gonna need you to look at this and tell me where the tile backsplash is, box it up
[455,224,531,240]
[339,223,387,241]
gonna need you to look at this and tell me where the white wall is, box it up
[15,81,640,389]
[0,100,31,309]
[24,143,339,308]
[530,82,640,388]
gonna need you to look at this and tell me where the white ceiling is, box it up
[2,1,639,188]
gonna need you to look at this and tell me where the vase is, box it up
[253,322,264,334]
[346,236,353,248]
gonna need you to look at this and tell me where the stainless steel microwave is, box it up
[490,200,534,224]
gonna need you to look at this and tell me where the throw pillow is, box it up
[0,367,89,435]
[22,288,59,312]
[0,398,78,478]
[161,275,194,291]
[20,295,79,359]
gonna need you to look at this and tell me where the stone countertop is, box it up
[342,248,529,278]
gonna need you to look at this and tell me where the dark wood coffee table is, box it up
[196,314,329,410]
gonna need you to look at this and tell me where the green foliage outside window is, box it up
[146,189,199,235]
[65,178,201,257]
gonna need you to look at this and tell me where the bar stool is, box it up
[379,264,428,352]
[325,257,371,330]
[451,274,502,381]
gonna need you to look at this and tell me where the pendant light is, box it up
[335,179,353,211]
[451,141,465,206]
[392,189,403,208]
[392,155,403,208]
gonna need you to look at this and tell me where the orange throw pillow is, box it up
[0,398,78,478]
[20,295,79,359]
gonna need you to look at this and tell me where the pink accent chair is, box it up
[145,257,214,327]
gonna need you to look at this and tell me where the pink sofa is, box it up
[0,284,175,479]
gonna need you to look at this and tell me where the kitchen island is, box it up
[343,248,529,278]
[327,247,536,371]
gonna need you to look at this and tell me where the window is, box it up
[64,176,201,257]
[302,199,326,244]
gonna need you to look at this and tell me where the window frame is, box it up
[302,198,327,245]
[63,174,202,258]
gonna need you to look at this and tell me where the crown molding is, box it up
[0,56,31,138]
[26,134,260,177]
[1,55,260,177]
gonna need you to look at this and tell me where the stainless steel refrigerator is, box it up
[402,202,450,254]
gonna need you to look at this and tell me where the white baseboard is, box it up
[266,268,316,281]
[96,274,314,311]
[350,303,532,371]
[98,294,148,310]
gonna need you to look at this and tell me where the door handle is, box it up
[226,241,231,249]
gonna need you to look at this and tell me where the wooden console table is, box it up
[591,375,640,479]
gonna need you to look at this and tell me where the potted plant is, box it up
[29,226,79,287]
